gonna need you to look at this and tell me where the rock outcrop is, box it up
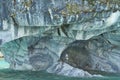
[0,0,120,77]
[47,62,102,77]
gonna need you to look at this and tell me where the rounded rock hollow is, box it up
[59,40,92,70]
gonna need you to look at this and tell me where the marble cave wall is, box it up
[0,0,120,76]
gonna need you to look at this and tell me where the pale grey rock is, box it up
[87,37,120,73]
[7,0,120,26]
[47,62,102,77]
[58,37,120,73]
[0,0,119,44]
[0,0,120,78]
[0,36,65,71]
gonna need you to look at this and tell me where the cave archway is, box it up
[59,40,92,70]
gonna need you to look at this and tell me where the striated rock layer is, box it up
[0,0,120,77]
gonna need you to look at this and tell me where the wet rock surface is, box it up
[47,62,102,77]
[59,40,92,70]
[59,38,120,73]
[0,0,120,77]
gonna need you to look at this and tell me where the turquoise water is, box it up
[0,59,120,80]
[0,58,9,69]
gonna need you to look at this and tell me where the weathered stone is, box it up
[0,0,119,44]
[47,62,102,77]
[0,0,120,77]
[58,36,120,73]
[0,36,65,71]
[7,0,120,26]
[59,40,91,70]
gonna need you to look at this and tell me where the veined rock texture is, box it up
[0,0,120,77]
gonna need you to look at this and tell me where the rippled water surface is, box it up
[0,59,120,80]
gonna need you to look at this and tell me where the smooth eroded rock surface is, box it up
[0,0,120,77]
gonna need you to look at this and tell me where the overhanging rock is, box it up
[0,0,120,77]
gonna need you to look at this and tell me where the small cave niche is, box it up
[27,37,54,71]
[59,40,92,70]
